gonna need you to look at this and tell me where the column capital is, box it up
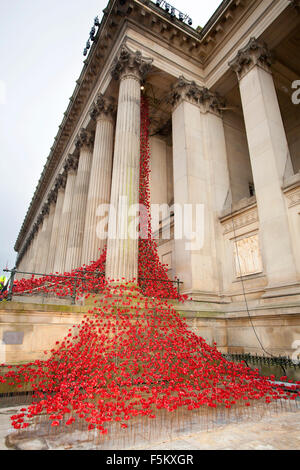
[111,44,153,82]
[64,154,79,172]
[90,94,116,121]
[54,173,67,192]
[169,76,225,115]
[75,128,95,150]
[41,204,49,217]
[48,189,57,205]
[228,37,274,80]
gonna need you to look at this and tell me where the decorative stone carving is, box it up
[110,44,153,82]
[228,37,274,80]
[90,93,116,121]
[285,188,300,208]
[63,154,79,172]
[169,76,225,114]
[54,173,67,191]
[222,207,259,234]
[233,234,263,277]
[48,189,57,205]
[41,204,49,217]
[75,128,95,150]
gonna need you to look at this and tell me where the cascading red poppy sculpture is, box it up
[0,96,299,439]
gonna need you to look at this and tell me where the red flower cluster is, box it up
[1,97,299,436]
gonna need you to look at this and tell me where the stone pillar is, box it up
[39,197,56,274]
[27,227,39,274]
[105,44,152,282]
[229,38,298,291]
[53,157,78,274]
[46,175,66,273]
[31,217,43,274]
[34,211,49,274]
[170,77,231,300]
[65,130,94,272]
[81,95,115,267]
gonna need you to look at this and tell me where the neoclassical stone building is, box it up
[12,0,300,355]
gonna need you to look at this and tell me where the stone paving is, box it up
[0,405,299,450]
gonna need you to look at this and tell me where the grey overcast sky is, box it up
[0,0,222,277]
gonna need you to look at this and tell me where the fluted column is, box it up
[39,199,56,274]
[46,176,66,273]
[27,228,39,274]
[65,129,94,272]
[105,44,152,282]
[34,212,49,274]
[229,38,298,290]
[53,158,78,274]
[81,95,115,266]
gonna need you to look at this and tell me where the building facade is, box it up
[12,0,300,355]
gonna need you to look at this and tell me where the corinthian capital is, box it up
[90,94,116,121]
[64,154,79,172]
[228,37,274,80]
[55,173,67,191]
[111,44,153,82]
[169,76,225,115]
[75,128,95,150]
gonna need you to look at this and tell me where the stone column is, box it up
[39,197,56,274]
[65,130,94,272]
[81,95,115,267]
[34,210,49,274]
[27,227,39,274]
[53,157,78,274]
[229,38,298,291]
[46,175,66,273]
[105,44,152,282]
[170,77,231,300]
[31,216,43,274]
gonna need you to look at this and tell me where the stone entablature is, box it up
[219,197,258,235]
[283,172,300,208]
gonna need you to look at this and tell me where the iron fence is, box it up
[2,268,183,304]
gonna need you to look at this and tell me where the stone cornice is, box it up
[169,76,225,115]
[110,43,153,81]
[14,0,265,253]
[228,37,274,80]
[90,93,116,121]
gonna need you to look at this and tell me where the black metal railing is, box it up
[223,352,300,377]
[3,268,105,305]
[2,268,183,304]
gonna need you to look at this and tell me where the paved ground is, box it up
[1,405,299,450]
